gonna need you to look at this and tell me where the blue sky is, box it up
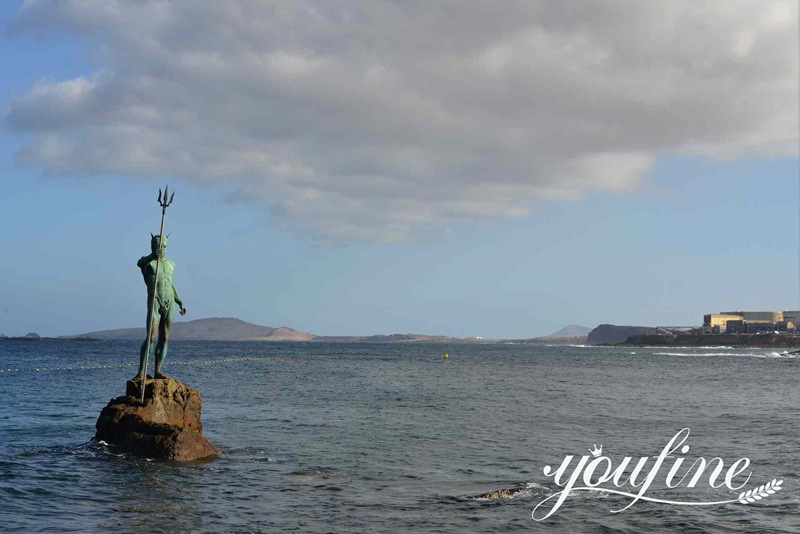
[1,1,798,338]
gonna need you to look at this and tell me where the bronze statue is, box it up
[134,187,185,387]
[133,233,186,381]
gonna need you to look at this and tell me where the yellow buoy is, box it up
[443,353,449,359]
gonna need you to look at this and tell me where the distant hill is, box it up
[261,326,316,342]
[71,317,315,341]
[501,325,590,344]
[545,325,591,338]
[587,324,657,344]
[70,319,454,343]
[68,318,600,344]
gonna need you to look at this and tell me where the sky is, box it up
[1,0,798,338]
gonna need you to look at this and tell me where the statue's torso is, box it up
[141,258,176,305]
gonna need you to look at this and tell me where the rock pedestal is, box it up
[95,377,220,461]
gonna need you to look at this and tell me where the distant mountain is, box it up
[71,317,315,341]
[502,325,591,344]
[261,326,316,342]
[71,326,146,340]
[68,318,602,344]
[586,324,657,344]
[545,325,591,338]
[70,319,473,343]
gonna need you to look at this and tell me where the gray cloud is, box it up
[6,0,798,241]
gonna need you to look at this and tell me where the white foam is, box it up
[654,351,796,358]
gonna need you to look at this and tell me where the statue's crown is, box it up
[589,444,603,458]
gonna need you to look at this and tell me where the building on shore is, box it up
[703,310,799,334]
[783,311,800,325]
[703,314,743,333]
[720,311,784,322]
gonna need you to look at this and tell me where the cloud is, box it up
[6,0,798,241]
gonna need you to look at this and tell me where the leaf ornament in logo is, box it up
[739,479,782,504]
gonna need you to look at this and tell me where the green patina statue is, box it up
[134,233,187,381]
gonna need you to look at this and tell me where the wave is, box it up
[639,345,737,350]
[654,351,795,358]
[560,343,617,349]
[677,345,735,349]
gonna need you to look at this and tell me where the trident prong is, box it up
[158,185,174,209]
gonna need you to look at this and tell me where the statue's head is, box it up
[150,233,169,253]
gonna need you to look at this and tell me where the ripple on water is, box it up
[0,340,797,533]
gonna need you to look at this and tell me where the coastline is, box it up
[621,333,800,348]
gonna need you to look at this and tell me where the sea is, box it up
[1,340,798,533]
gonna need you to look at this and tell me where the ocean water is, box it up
[1,340,798,533]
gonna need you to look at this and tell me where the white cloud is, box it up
[6,0,798,241]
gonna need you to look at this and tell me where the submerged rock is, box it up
[95,377,220,461]
[470,486,529,500]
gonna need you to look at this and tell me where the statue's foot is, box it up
[154,371,169,379]
[131,373,153,381]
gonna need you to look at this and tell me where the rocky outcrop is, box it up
[470,486,529,500]
[587,324,657,344]
[626,333,800,347]
[95,377,220,461]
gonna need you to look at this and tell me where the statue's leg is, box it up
[154,303,175,379]
[134,306,160,380]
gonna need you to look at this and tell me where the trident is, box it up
[140,185,175,404]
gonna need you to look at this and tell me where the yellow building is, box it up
[703,313,743,333]
[703,310,798,333]
[721,311,784,322]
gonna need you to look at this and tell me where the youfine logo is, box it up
[532,428,783,521]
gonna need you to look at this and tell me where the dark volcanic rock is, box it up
[626,333,800,348]
[587,324,657,344]
[95,377,220,461]
[470,486,529,500]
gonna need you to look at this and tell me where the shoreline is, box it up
[621,333,800,348]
